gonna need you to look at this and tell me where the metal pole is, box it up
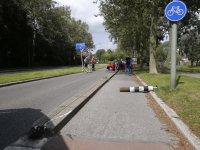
[88,52,90,72]
[170,22,177,88]
[81,49,83,71]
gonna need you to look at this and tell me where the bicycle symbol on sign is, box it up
[167,6,184,16]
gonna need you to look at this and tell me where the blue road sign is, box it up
[165,1,187,22]
[76,43,85,49]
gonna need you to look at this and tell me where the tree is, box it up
[156,41,169,63]
[94,0,200,73]
[0,0,94,67]
[0,0,32,67]
[179,31,200,66]
[95,49,105,61]
[193,40,200,66]
[102,51,111,62]
[21,0,57,65]
[94,0,152,70]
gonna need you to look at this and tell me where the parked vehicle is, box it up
[107,60,133,71]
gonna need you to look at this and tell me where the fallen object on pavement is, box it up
[120,86,158,92]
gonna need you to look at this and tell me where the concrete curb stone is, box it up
[0,68,106,88]
[0,73,81,88]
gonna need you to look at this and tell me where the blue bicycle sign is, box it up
[76,43,85,49]
[165,1,187,21]
[167,6,184,16]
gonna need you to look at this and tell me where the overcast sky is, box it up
[55,0,117,54]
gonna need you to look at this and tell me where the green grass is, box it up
[176,65,200,73]
[134,69,200,136]
[0,65,107,84]
[164,65,200,73]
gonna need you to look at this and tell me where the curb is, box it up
[0,66,77,73]
[4,71,118,150]
[0,67,106,88]
[0,73,76,88]
[134,72,200,150]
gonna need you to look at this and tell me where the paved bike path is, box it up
[42,72,173,150]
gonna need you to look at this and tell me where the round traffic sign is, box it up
[165,1,187,21]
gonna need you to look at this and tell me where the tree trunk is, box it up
[191,60,194,66]
[140,40,144,70]
[149,1,158,74]
[32,20,37,66]
[165,27,172,67]
[140,10,144,70]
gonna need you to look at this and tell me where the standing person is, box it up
[129,57,132,73]
[114,58,117,72]
[83,59,88,73]
[86,55,91,73]
[91,56,95,71]
[125,55,131,75]
[118,59,123,72]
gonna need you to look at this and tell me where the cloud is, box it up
[55,0,117,53]
[95,41,117,51]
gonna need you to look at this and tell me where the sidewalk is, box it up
[41,72,173,150]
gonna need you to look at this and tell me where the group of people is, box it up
[114,55,132,75]
[83,56,95,73]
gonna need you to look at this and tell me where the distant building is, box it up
[108,49,116,52]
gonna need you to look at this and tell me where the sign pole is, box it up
[76,43,85,71]
[170,22,177,88]
[81,49,83,71]
[165,0,187,88]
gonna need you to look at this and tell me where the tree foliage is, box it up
[0,0,94,68]
[94,0,200,72]
[95,49,105,61]
[156,41,169,63]
[178,31,200,66]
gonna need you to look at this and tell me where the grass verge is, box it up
[134,68,200,137]
[0,65,107,84]
[164,65,200,73]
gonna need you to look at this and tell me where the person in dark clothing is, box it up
[125,55,131,75]
[118,59,123,72]
[86,55,91,72]
[92,56,95,71]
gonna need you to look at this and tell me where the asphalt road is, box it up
[0,68,111,150]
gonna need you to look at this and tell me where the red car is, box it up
[107,60,133,71]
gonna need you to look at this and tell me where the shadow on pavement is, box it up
[0,108,69,150]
